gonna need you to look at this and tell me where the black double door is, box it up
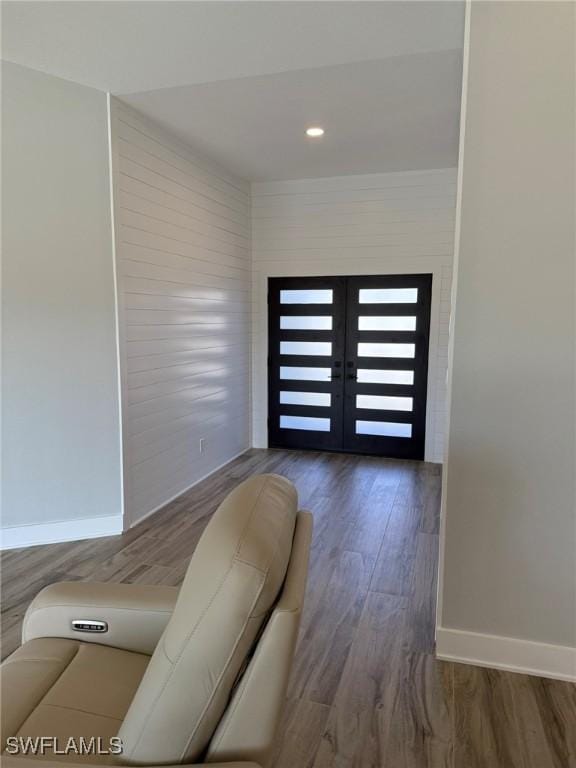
[268,274,432,460]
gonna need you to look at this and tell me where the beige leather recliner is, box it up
[1,474,312,768]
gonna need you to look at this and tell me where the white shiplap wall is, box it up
[252,169,456,463]
[111,100,251,525]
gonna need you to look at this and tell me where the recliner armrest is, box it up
[22,582,179,654]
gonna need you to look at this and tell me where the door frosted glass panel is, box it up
[358,316,417,331]
[280,289,333,304]
[356,395,413,412]
[355,420,412,438]
[358,342,415,358]
[359,288,418,304]
[280,391,331,407]
[280,366,331,381]
[357,369,414,385]
[281,316,333,330]
[281,341,332,356]
[280,415,331,431]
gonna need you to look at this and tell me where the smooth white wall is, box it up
[1,62,123,536]
[252,169,457,462]
[439,1,575,657]
[111,101,251,525]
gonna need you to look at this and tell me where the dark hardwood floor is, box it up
[1,449,574,767]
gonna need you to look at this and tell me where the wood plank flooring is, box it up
[1,449,574,768]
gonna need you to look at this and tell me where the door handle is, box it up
[331,360,343,380]
[347,374,357,380]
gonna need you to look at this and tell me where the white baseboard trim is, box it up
[1,448,252,550]
[127,447,251,529]
[436,626,576,682]
[0,514,123,551]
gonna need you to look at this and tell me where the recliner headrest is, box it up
[118,473,298,765]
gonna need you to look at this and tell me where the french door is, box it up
[268,274,432,460]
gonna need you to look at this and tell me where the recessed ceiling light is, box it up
[306,126,325,137]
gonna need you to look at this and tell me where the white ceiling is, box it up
[2,1,464,181]
[2,1,464,93]
[122,51,462,181]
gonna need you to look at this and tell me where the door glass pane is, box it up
[358,316,416,331]
[281,341,332,356]
[280,391,331,407]
[280,366,331,381]
[359,288,418,304]
[281,316,333,330]
[356,395,413,412]
[280,415,331,431]
[357,369,414,385]
[280,289,333,304]
[358,342,415,358]
[355,420,412,438]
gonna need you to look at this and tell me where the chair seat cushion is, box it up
[1,638,150,763]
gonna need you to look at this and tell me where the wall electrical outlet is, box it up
[199,438,205,454]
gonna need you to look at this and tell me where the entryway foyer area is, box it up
[2,3,575,767]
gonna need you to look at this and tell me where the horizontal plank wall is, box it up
[252,169,456,462]
[111,100,251,526]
